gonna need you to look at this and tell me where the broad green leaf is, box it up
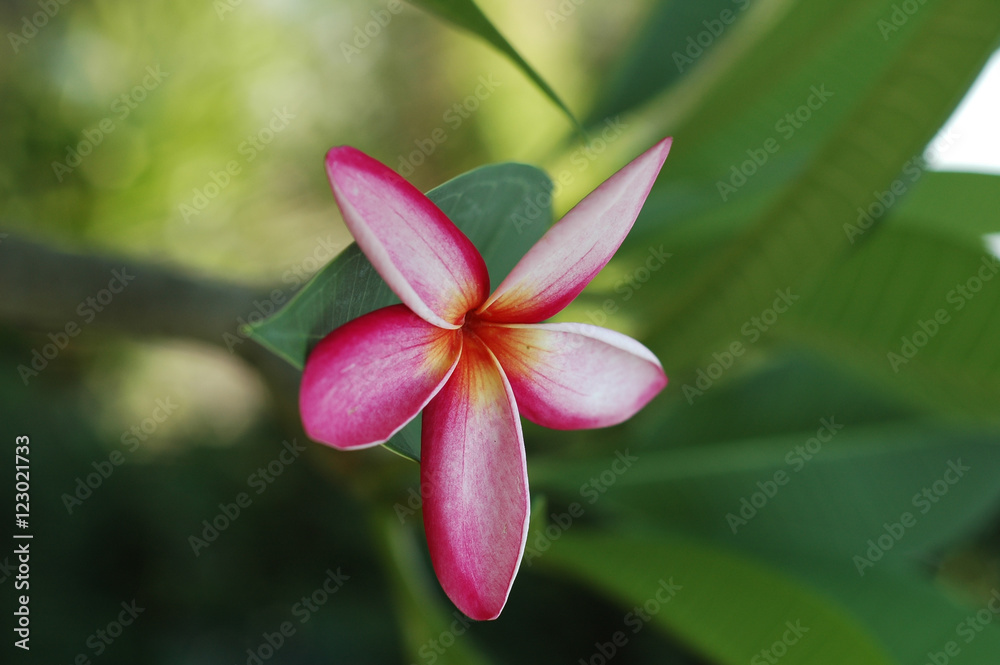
[596,0,994,263]
[530,424,1000,562]
[590,0,924,242]
[616,184,1000,428]
[639,350,919,448]
[405,0,579,129]
[780,221,1000,421]
[891,172,1000,248]
[642,0,1000,397]
[752,550,1000,665]
[539,530,894,665]
[545,0,960,317]
[249,162,552,461]
[647,0,925,177]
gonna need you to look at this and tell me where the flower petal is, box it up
[477,137,672,323]
[300,305,461,449]
[421,333,529,621]
[475,321,666,429]
[326,146,490,328]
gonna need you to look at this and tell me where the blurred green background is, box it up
[3,0,1000,663]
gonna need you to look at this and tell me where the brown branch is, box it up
[0,231,301,414]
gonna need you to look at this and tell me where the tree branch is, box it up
[0,232,301,412]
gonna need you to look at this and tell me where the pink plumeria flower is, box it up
[300,138,672,620]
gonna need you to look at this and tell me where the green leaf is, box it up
[248,162,552,461]
[405,0,579,129]
[642,350,919,447]
[600,0,994,265]
[891,172,1000,248]
[531,424,1000,562]
[539,530,894,665]
[592,0,918,213]
[647,0,926,173]
[780,221,1000,421]
[581,1,995,328]
[751,550,1000,665]
[643,0,1000,390]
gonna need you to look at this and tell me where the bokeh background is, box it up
[3,0,1000,663]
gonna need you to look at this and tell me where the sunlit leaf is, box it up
[891,172,1000,247]
[779,221,1000,421]
[641,0,1000,409]
[603,0,995,277]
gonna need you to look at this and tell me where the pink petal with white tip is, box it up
[326,146,489,329]
[300,305,461,449]
[475,321,666,429]
[478,138,672,323]
[421,333,529,621]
